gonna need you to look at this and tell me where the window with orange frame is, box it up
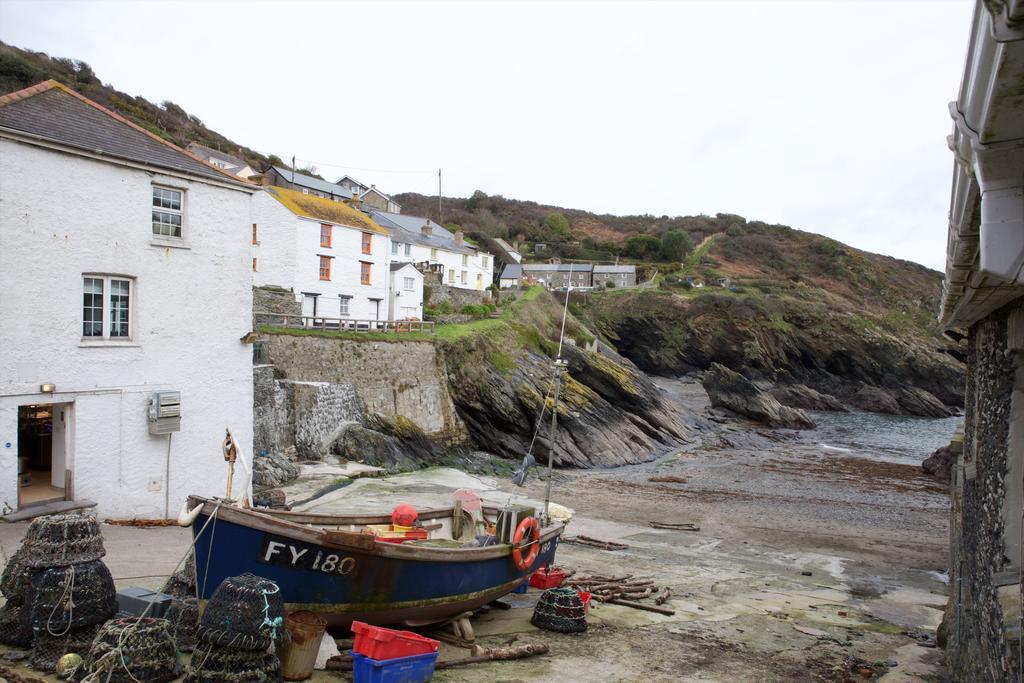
[320,224,332,248]
[361,232,372,254]
[360,261,371,285]
[319,255,332,281]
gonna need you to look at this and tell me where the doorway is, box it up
[17,404,67,508]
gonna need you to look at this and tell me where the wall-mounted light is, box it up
[40,383,56,394]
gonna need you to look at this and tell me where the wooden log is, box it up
[325,656,353,671]
[655,586,672,605]
[648,475,688,484]
[434,643,550,669]
[607,598,676,615]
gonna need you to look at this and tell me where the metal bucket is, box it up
[279,610,327,681]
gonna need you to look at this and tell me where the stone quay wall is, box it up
[947,298,1023,681]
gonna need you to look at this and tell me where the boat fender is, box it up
[512,516,541,570]
[178,500,203,527]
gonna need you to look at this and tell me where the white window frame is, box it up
[81,274,135,343]
[404,243,411,257]
[403,277,415,291]
[462,255,469,267]
[339,295,352,317]
[430,248,438,261]
[151,184,185,246]
[392,241,399,255]
[461,270,468,284]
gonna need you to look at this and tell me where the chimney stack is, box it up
[454,230,464,245]
[421,222,432,236]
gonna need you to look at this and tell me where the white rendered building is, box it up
[253,187,394,322]
[0,80,256,518]
[371,211,494,291]
[389,262,424,321]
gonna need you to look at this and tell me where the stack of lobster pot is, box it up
[0,547,35,647]
[162,552,199,652]
[184,573,287,683]
[17,513,118,672]
[77,616,181,682]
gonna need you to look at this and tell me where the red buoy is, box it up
[391,504,418,527]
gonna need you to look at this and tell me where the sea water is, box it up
[808,410,961,465]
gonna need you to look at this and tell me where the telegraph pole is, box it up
[438,168,443,224]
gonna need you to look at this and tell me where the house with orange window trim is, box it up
[252,186,395,323]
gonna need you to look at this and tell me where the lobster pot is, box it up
[79,617,180,683]
[22,560,116,632]
[184,641,282,683]
[163,552,197,600]
[1,547,34,605]
[197,574,286,652]
[20,513,105,568]
[0,602,32,647]
[166,596,199,652]
[30,622,101,672]
[531,587,588,633]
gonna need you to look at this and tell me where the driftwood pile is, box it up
[566,574,675,615]
[561,536,629,551]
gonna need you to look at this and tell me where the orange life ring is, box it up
[512,516,541,570]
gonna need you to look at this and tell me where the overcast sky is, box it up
[0,0,973,270]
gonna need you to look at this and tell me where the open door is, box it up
[17,403,67,509]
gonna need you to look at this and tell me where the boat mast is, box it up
[543,263,573,525]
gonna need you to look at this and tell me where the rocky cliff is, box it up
[584,284,964,418]
[254,289,688,469]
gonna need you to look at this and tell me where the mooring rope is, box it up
[44,564,75,637]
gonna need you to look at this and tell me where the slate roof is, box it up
[369,210,477,256]
[522,263,593,273]
[494,238,518,252]
[264,186,388,234]
[593,265,636,274]
[0,81,248,185]
[500,264,523,279]
[270,165,353,198]
[390,261,419,272]
[187,142,250,173]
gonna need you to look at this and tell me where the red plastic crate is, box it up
[529,566,566,589]
[351,621,439,660]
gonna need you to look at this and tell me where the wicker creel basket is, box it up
[197,573,286,652]
[20,513,105,568]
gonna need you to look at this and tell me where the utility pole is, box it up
[291,155,295,184]
[438,168,443,225]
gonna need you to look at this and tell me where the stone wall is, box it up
[253,286,300,317]
[258,334,468,445]
[947,298,1023,681]
[253,365,366,459]
[424,282,491,309]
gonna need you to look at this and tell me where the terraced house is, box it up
[252,187,393,324]
[370,211,495,291]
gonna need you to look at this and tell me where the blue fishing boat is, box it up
[186,495,563,628]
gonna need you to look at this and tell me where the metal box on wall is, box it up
[148,391,181,435]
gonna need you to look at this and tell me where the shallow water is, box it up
[808,410,961,465]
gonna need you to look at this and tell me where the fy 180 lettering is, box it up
[259,535,356,576]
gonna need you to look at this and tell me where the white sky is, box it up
[0,0,974,270]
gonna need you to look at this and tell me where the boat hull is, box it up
[189,500,561,628]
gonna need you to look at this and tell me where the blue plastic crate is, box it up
[351,650,439,683]
[512,581,529,594]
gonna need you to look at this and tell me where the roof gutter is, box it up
[940,0,1024,328]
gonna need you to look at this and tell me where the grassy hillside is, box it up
[0,42,272,172]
